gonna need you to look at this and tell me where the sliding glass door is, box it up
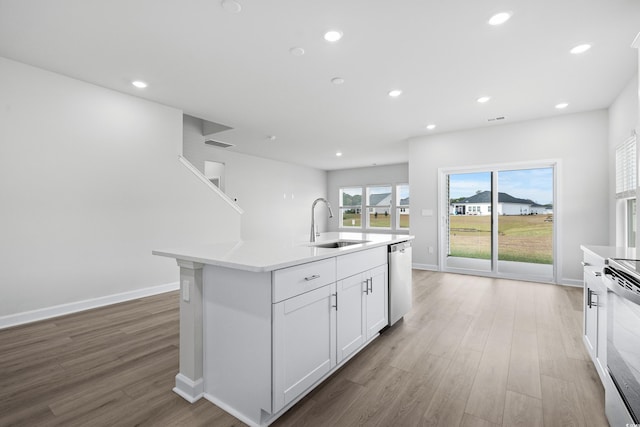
[447,172,492,272]
[442,163,556,282]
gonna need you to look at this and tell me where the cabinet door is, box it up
[583,267,599,361]
[365,265,388,340]
[273,284,336,412]
[336,274,365,363]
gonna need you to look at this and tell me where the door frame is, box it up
[437,159,561,284]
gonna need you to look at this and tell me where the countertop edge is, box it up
[154,234,414,272]
[580,244,636,261]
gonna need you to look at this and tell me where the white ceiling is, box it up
[0,1,638,170]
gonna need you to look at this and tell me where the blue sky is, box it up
[449,168,553,205]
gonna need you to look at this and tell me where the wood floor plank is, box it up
[461,413,501,427]
[503,390,544,427]
[540,374,586,427]
[507,330,542,399]
[464,296,514,425]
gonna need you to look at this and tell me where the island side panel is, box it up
[174,260,205,402]
[203,265,273,426]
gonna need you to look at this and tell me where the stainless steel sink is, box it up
[308,239,368,248]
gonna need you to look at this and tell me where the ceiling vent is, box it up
[205,139,235,149]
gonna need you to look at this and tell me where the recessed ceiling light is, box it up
[477,96,491,103]
[570,44,591,54]
[331,77,345,85]
[555,102,569,109]
[488,12,511,26]
[289,47,305,56]
[132,80,147,89]
[388,89,402,97]
[336,151,343,157]
[426,124,436,130]
[221,0,242,13]
[324,30,343,42]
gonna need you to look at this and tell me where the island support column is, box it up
[173,260,205,402]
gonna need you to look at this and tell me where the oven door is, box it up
[606,271,640,423]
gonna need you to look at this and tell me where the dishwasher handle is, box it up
[389,241,411,253]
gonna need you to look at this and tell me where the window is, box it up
[367,186,392,228]
[339,184,409,231]
[616,136,637,248]
[339,187,362,228]
[628,199,636,248]
[396,184,410,229]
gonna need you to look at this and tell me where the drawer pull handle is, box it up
[593,271,602,277]
[581,261,589,267]
[304,274,320,281]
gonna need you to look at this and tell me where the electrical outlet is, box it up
[428,246,434,254]
[182,280,190,302]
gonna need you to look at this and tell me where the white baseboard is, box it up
[412,263,439,271]
[174,374,204,403]
[0,282,179,330]
[560,278,583,287]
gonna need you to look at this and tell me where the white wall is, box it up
[183,115,327,242]
[0,57,241,318]
[327,164,409,233]
[409,110,609,284]
[608,73,639,246]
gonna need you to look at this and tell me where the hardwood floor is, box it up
[0,271,608,427]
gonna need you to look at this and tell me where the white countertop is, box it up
[153,232,414,272]
[580,244,637,261]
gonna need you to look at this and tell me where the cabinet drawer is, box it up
[337,246,387,280]
[273,258,336,303]
[583,252,605,270]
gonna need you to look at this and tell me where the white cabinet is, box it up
[365,264,388,339]
[273,283,336,412]
[582,251,607,384]
[336,248,388,364]
[201,246,391,425]
[274,246,389,412]
[336,274,365,363]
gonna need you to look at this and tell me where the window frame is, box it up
[338,183,409,233]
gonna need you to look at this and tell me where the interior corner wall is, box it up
[326,164,409,233]
[0,57,241,318]
[182,116,328,242]
[608,72,639,246]
[408,110,609,284]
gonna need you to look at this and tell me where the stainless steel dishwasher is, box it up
[388,240,412,325]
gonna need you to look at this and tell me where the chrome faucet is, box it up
[310,198,334,242]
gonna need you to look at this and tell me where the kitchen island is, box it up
[153,232,413,427]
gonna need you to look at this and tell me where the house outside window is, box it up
[339,187,362,228]
[339,184,409,232]
[367,186,392,229]
[397,183,410,229]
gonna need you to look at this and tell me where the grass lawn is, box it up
[449,214,553,264]
[342,213,410,229]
